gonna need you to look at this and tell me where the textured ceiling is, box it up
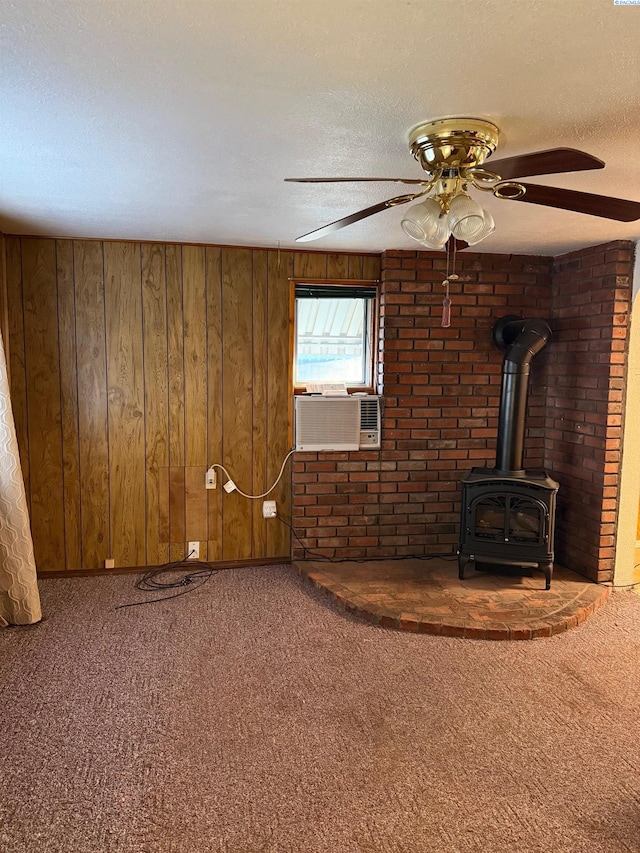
[2,0,640,255]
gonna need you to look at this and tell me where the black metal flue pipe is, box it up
[493,316,551,474]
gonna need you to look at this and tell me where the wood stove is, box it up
[459,468,558,589]
[458,316,559,589]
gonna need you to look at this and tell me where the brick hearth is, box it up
[294,558,611,640]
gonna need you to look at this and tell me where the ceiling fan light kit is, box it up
[286,116,640,247]
[385,118,515,249]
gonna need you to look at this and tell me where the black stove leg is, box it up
[458,555,473,580]
[542,561,552,590]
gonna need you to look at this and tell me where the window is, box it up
[293,282,377,391]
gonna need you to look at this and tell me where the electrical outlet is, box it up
[205,467,216,489]
[105,558,115,569]
[188,541,200,559]
[262,500,277,518]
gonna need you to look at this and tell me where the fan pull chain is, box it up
[441,238,458,328]
[442,280,451,328]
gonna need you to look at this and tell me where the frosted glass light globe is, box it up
[448,194,485,242]
[401,197,442,243]
[466,210,495,246]
[420,215,450,249]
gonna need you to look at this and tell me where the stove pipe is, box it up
[493,316,551,474]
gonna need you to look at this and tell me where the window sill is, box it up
[293,387,375,396]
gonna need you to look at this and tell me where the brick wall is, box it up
[292,249,553,560]
[291,242,635,578]
[545,240,635,582]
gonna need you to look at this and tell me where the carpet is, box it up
[1,565,639,852]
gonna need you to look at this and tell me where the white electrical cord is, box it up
[207,448,296,500]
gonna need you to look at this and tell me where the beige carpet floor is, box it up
[1,564,639,853]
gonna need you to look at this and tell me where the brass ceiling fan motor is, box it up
[408,118,499,172]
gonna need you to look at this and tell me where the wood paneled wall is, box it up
[4,236,379,572]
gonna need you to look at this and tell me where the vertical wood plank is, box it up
[185,465,208,556]
[222,247,254,560]
[169,466,186,556]
[267,249,294,557]
[166,244,185,561]
[141,243,170,566]
[183,246,208,468]
[22,238,65,570]
[293,252,327,279]
[166,244,185,468]
[158,466,170,548]
[5,237,29,489]
[327,253,349,279]
[206,247,223,561]
[74,240,110,569]
[104,241,145,567]
[56,239,82,570]
[362,254,381,281]
[347,255,364,279]
[252,250,268,557]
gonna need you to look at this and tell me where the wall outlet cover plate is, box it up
[262,500,277,518]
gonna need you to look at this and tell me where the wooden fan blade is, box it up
[485,148,605,180]
[295,193,417,243]
[285,177,429,185]
[508,183,640,222]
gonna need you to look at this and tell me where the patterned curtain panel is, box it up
[0,330,41,626]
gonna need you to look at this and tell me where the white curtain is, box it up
[0,329,41,626]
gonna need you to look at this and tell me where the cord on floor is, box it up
[115,550,220,609]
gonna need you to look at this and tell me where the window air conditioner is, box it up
[294,395,381,451]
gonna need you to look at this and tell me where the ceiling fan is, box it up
[286,117,640,249]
